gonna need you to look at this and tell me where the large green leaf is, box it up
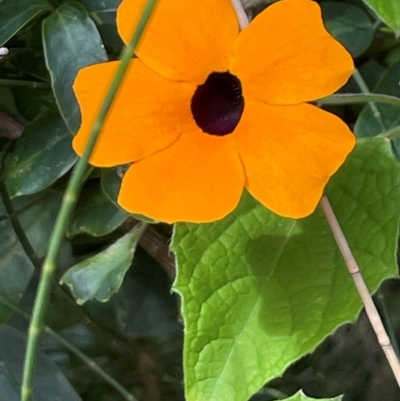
[42,1,107,133]
[0,0,53,46]
[4,110,77,197]
[172,138,400,401]
[361,0,400,36]
[60,223,147,304]
[354,62,400,155]
[321,2,374,57]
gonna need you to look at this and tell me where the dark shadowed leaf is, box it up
[4,110,77,197]
[0,192,62,322]
[68,183,128,237]
[0,0,53,46]
[354,62,400,155]
[43,1,107,133]
[0,325,82,401]
[322,2,374,57]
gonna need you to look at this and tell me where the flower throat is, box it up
[191,72,244,136]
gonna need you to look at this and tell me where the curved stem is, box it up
[320,196,400,388]
[21,1,160,400]
[377,125,400,140]
[0,178,42,270]
[0,79,50,89]
[317,93,400,108]
[0,296,137,401]
[352,69,386,131]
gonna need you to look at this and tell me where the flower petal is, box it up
[118,131,245,223]
[117,0,238,84]
[232,101,355,218]
[73,59,195,167]
[230,0,354,105]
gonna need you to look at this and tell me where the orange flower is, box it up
[73,0,355,223]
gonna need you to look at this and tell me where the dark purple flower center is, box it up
[190,72,244,136]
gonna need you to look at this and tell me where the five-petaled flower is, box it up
[73,0,355,223]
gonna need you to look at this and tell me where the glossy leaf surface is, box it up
[42,1,107,133]
[0,0,53,46]
[4,110,77,197]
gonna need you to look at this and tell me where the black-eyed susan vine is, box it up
[0,0,400,401]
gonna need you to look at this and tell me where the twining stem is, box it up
[21,1,159,400]
[378,125,400,140]
[318,93,400,108]
[352,68,386,132]
[320,196,400,388]
[0,296,137,401]
[0,177,42,270]
[0,79,50,89]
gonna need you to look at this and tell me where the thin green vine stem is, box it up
[377,125,400,140]
[0,296,137,401]
[352,68,386,131]
[317,93,400,108]
[0,177,43,270]
[0,78,50,89]
[21,1,159,400]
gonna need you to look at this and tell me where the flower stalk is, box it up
[20,1,159,400]
[318,93,400,108]
[320,196,400,388]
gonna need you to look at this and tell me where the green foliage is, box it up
[0,0,53,46]
[1,0,400,400]
[321,2,374,57]
[4,110,77,197]
[60,223,146,304]
[172,138,400,401]
[355,62,400,154]
[42,1,108,133]
[67,183,128,237]
[0,325,81,401]
[361,0,400,36]
[0,193,62,322]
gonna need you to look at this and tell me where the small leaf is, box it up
[0,0,53,46]
[321,2,374,57]
[68,183,128,237]
[285,392,342,401]
[60,223,147,304]
[4,110,77,197]
[43,1,107,133]
[172,138,400,401]
[361,0,400,36]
